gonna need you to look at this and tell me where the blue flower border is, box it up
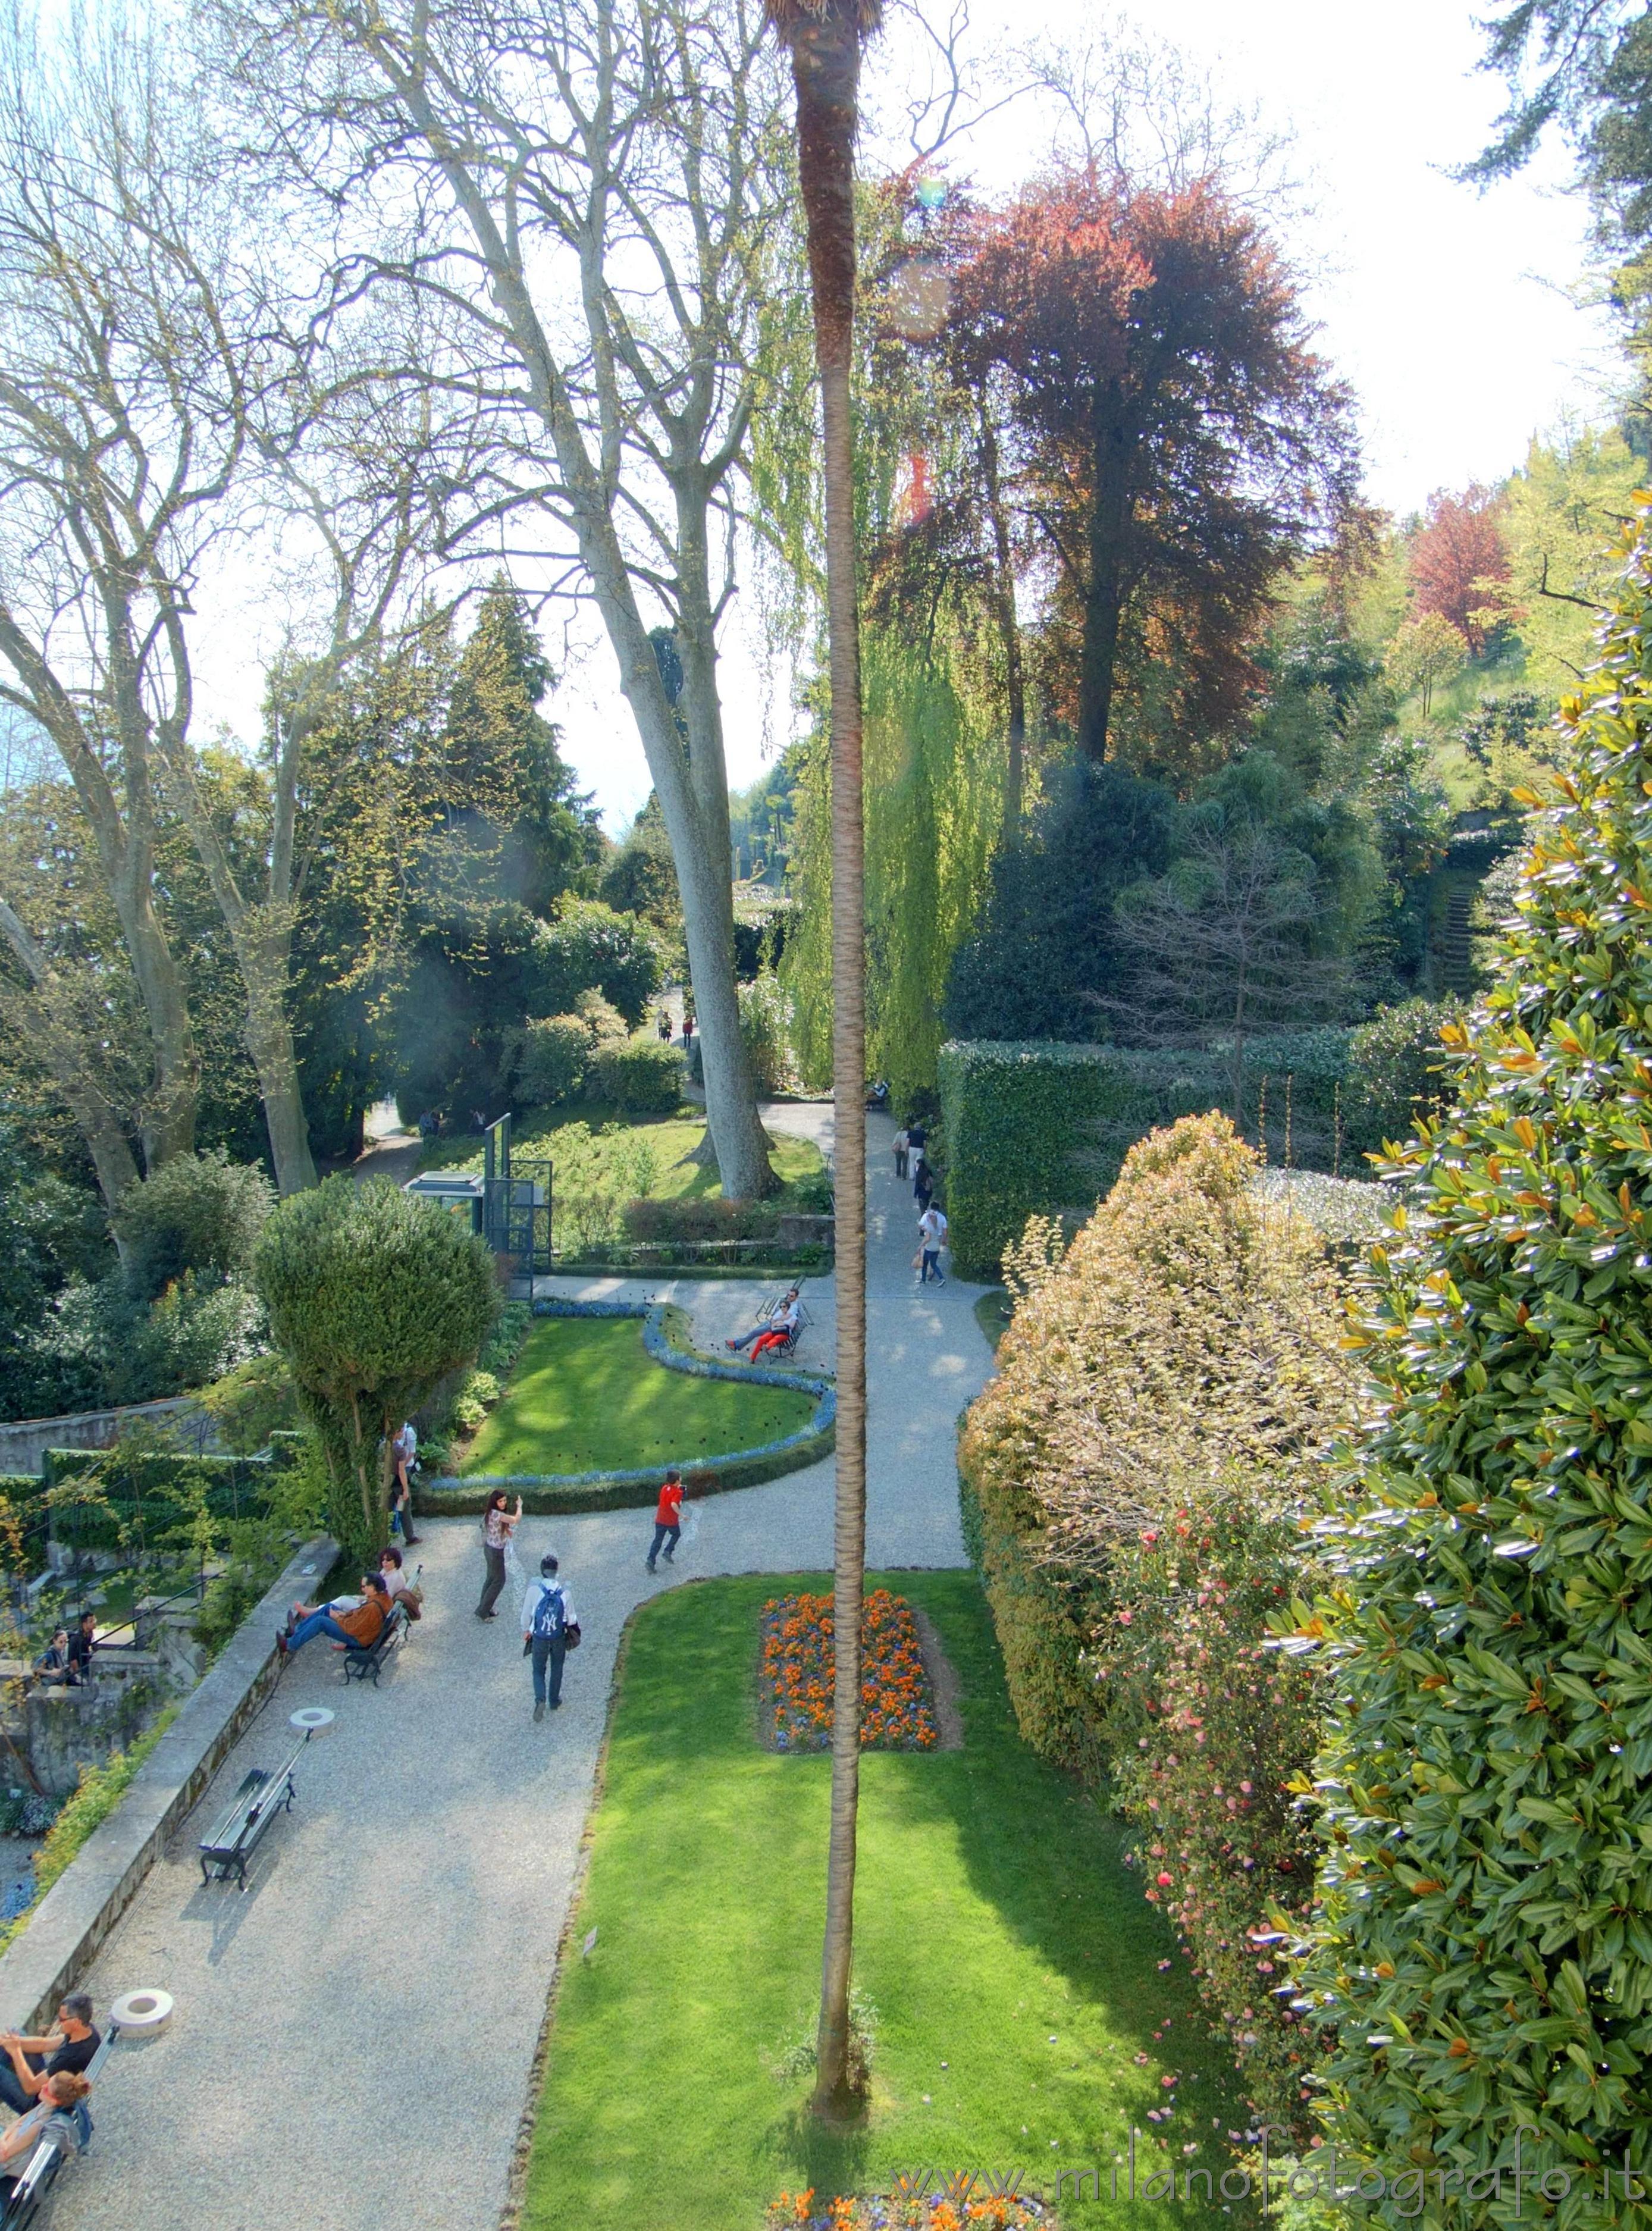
[424,1295,835,1499]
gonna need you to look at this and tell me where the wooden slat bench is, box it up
[198,1732,305,1888]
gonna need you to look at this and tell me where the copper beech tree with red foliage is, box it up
[1406,481,1513,653]
[950,170,1360,760]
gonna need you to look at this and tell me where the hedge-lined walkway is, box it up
[63,1108,993,2230]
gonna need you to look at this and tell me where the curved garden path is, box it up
[64,1108,994,2230]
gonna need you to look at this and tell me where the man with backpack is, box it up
[520,1553,580,1722]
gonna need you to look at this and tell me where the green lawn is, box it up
[459,1317,817,1477]
[419,1102,825,1202]
[521,1573,1250,2230]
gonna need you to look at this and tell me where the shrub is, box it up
[30,1268,264,1408]
[591,1032,685,1114]
[619,1195,779,1245]
[253,1177,497,1555]
[958,1114,1355,2120]
[524,898,662,1025]
[1341,996,1464,1160]
[572,989,629,1046]
[1291,515,1652,2218]
[738,970,796,1094]
[507,1014,591,1107]
[114,1149,275,1305]
[1102,1494,1324,2134]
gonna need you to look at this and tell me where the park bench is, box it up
[198,1730,305,1888]
[0,2023,118,2230]
[340,1599,409,1687]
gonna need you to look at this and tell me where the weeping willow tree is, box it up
[782,627,1002,1106]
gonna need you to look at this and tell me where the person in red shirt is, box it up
[646,1468,684,1574]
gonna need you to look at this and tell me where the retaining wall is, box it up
[0,1531,337,2034]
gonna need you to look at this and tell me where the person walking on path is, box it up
[646,1468,684,1572]
[390,1421,421,1546]
[918,1199,949,1284]
[477,1489,522,1619]
[521,1553,579,1721]
[913,1153,933,1212]
[892,1124,909,1180]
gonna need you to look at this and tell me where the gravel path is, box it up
[64,1108,991,2230]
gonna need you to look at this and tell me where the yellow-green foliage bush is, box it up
[958,1112,1356,2120]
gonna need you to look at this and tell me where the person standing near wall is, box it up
[476,1489,522,1619]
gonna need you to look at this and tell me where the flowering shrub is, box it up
[761,1590,939,1751]
[1100,1494,1322,2137]
[763,2192,1043,2229]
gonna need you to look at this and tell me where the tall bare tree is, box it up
[209,0,797,1199]
[0,17,437,1194]
[766,0,879,2117]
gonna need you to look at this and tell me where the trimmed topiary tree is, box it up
[253,1177,497,1555]
[1294,510,1652,2221]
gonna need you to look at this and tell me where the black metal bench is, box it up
[0,2025,117,2230]
[198,1733,305,1888]
[341,1600,408,1686]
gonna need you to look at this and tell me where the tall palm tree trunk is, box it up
[769,0,877,2117]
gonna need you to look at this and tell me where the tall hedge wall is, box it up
[936,1017,1465,1277]
[938,1033,1354,1277]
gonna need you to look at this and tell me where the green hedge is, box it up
[938,1025,1446,1277]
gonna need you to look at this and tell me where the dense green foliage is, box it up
[253,1176,497,1553]
[1293,517,1652,2221]
[519,1574,1249,2231]
[112,1149,275,1304]
[589,1032,684,1114]
[945,761,1174,1042]
[508,1014,600,1107]
[958,1116,1355,2129]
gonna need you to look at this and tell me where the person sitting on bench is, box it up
[377,1547,418,1605]
[726,1289,800,1355]
[0,1997,99,2114]
[278,1572,389,1657]
[0,2070,89,2194]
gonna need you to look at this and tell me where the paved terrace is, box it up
[64,1109,992,2230]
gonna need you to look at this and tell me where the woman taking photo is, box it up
[476,1489,522,1619]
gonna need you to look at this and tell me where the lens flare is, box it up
[914,174,946,212]
[884,259,951,342]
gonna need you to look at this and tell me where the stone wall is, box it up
[0,1397,212,1478]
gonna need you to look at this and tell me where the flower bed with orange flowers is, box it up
[761,1589,940,1751]
[764,2190,1048,2229]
